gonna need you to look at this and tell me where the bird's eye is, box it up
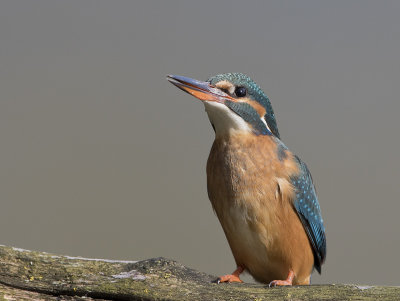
[235,86,247,97]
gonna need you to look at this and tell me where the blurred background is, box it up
[1,0,399,285]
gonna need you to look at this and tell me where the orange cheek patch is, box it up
[241,98,267,117]
[215,80,234,93]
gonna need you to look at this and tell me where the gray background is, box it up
[1,0,399,285]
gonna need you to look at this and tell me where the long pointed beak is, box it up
[167,74,234,103]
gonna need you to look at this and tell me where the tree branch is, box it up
[0,245,398,300]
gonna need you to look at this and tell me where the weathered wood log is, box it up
[0,245,398,300]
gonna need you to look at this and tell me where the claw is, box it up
[217,274,243,283]
[268,269,295,287]
[215,266,244,284]
[269,279,292,287]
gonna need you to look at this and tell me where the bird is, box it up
[167,73,326,286]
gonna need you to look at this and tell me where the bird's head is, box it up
[167,73,279,138]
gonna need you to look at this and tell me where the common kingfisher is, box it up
[167,73,326,286]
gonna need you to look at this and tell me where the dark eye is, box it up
[235,86,247,97]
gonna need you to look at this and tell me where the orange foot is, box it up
[216,266,244,284]
[269,270,295,287]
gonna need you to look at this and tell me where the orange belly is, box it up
[206,133,314,285]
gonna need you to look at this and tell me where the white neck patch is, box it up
[260,116,272,133]
[203,101,251,137]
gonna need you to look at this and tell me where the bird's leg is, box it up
[217,266,244,283]
[269,269,295,287]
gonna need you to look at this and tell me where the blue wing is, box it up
[291,156,326,273]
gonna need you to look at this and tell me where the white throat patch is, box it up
[204,101,251,137]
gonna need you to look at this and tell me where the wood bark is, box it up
[0,245,398,300]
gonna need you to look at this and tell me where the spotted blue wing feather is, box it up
[291,156,326,273]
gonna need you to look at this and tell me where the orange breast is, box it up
[206,133,314,285]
